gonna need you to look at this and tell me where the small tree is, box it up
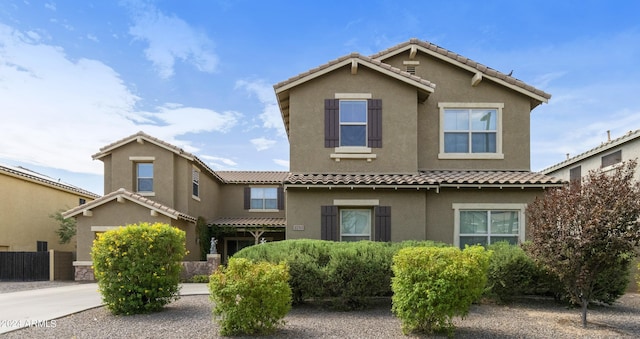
[527,160,640,327]
[51,210,76,244]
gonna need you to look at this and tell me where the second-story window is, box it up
[192,168,200,198]
[136,163,153,192]
[438,103,504,159]
[339,100,367,147]
[601,150,622,168]
[251,188,277,209]
[444,108,497,153]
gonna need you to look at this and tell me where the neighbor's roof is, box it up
[0,163,100,199]
[215,171,288,184]
[210,217,286,228]
[92,131,225,183]
[370,38,551,105]
[273,52,436,136]
[541,129,640,174]
[285,170,564,188]
[62,188,196,223]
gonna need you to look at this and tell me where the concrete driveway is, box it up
[0,283,208,334]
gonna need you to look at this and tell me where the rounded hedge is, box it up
[91,222,187,315]
[209,258,292,336]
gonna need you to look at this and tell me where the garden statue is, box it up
[210,237,217,254]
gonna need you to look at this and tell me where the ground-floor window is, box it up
[453,203,526,248]
[340,209,371,241]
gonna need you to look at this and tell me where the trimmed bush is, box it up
[91,222,186,315]
[391,246,491,336]
[209,258,292,336]
[233,239,446,309]
[485,241,538,302]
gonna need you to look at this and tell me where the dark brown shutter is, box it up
[321,206,339,241]
[277,187,284,210]
[374,206,391,242]
[243,187,251,210]
[325,99,339,147]
[368,99,382,148]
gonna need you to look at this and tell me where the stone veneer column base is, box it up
[73,261,95,281]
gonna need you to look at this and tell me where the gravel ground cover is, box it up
[1,282,639,338]
[0,281,80,294]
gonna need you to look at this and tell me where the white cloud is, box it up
[236,79,286,137]
[250,137,276,151]
[199,155,238,170]
[126,2,218,79]
[44,3,56,11]
[273,159,289,168]
[0,23,236,175]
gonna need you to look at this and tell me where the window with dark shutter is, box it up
[324,99,340,147]
[277,187,284,210]
[243,187,251,210]
[374,206,391,242]
[368,99,382,148]
[321,206,339,241]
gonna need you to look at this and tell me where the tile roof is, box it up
[273,52,436,137]
[62,188,196,223]
[0,163,100,198]
[209,217,286,228]
[91,131,225,183]
[540,129,640,174]
[273,52,436,92]
[370,38,551,102]
[216,171,288,184]
[285,171,564,187]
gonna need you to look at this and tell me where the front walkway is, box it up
[0,283,208,334]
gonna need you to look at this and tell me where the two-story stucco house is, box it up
[275,38,563,246]
[65,39,564,281]
[63,132,286,280]
[0,163,99,252]
[541,129,640,182]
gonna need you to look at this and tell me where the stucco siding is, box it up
[288,64,419,174]
[382,52,533,171]
[0,174,90,252]
[285,188,426,241]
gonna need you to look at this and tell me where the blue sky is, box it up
[1,0,639,195]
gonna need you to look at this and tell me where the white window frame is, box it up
[339,100,368,147]
[438,102,504,160]
[340,208,372,241]
[135,162,154,195]
[452,203,526,248]
[249,187,279,212]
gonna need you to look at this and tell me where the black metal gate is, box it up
[0,252,50,281]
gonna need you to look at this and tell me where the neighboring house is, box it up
[274,38,564,247]
[63,132,286,280]
[0,164,99,252]
[541,129,640,182]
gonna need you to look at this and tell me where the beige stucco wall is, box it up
[218,184,285,219]
[424,188,546,244]
[100,140,221,221]
[0,174,94,252]
[285,188,426,241]
[74,200,198,262]
[382,51,535,171]
[286,186,547,245]
[288,64,419,174]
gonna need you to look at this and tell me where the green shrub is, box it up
[91,222,186,315]
[391,246,491,336]
[189,274,210,283]
[485,242,538,302]
[209,258,292,336]
[234,239,445,309]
